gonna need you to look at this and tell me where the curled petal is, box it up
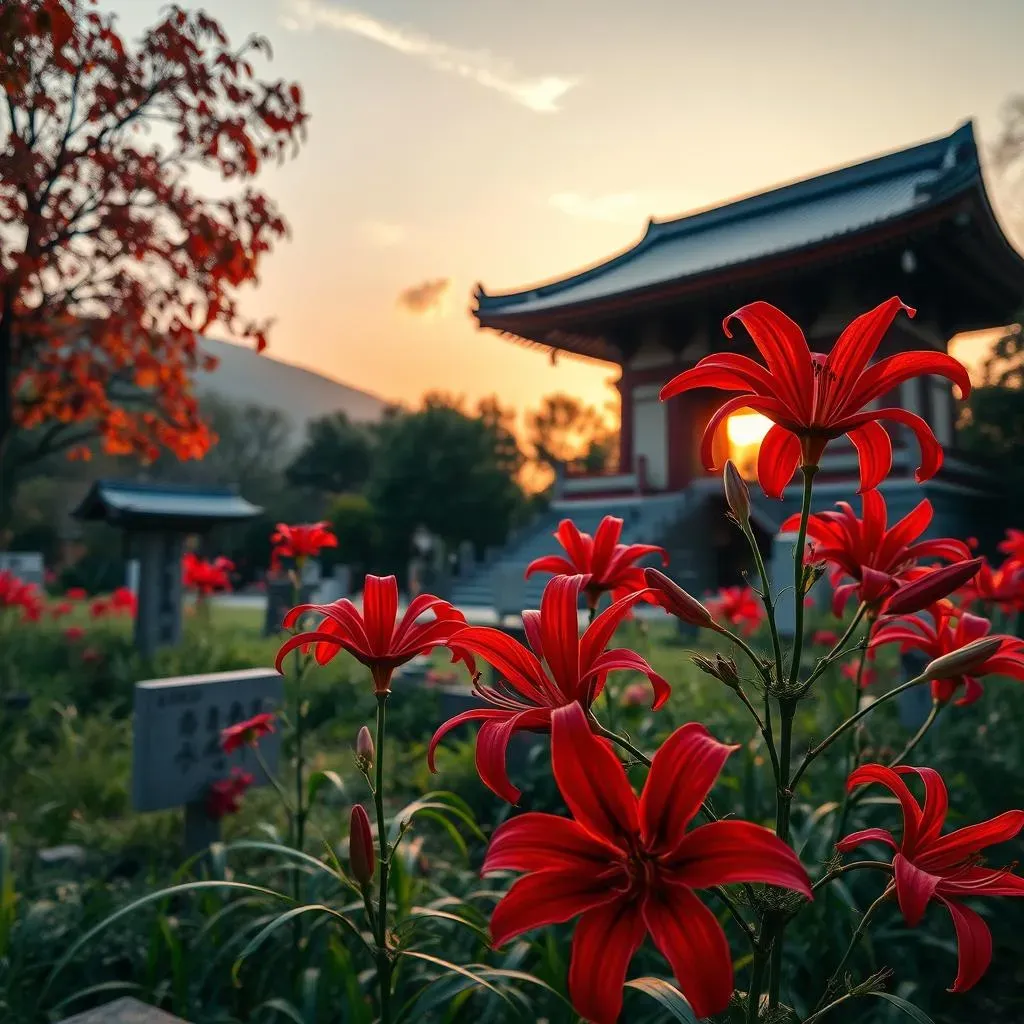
[483,813,621,874]
[524,554,576,580]
[642,884,734,1019]
[476,710,552,804]
[445,626,553,705]
[836,826,898,854]
[700,394,792,472]
[941,898,994,993]
[894,766,949,845]
[489,869,612,948]
[846,350,972,411]
[551,702,638,847]
[427,708,517,773]
[362,574,399,655]
[757,424,802,498]
[659,354,777,401]
[568,898,647,1024]
[848,420,892,493]
[842,407,944,483]
[539,575,586,698]
[553,519,591,568]
[846,764,923,852]
[894,853,940,927]
[640,723,735,852]
[584,649,670,710]
[919,809,1024,872]
[666,820,812,896]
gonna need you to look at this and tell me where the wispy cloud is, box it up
[549,191,693,226]
[396,277,451,316]
[282,0,578,113]
[360,221,407,247]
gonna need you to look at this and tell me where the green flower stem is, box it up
[830,629,874,845]
[744,521,784,685]
[889,700,942,768]
[746,938,768,1024]
[812,889,891,1013]
[373,691,393,1024]
[796,602,869,699]
[711,885,756,946]
[811,860,893,893]
[790,673,929,792]
[768,464,816,1009]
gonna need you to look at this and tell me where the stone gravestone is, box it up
[125,558,141,597]
[133,668,283,855]
[264,575,315,636]
[59,997,190,1024]
[769,531,799,639]
[493,565,526,621]
[0,551,44,587]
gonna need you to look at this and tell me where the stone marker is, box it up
[264,577,315,636]
[493,565,526,619]
[768,532,799,638]
[0,551,44,587]
[59,996,190,1023]
[133,669,283,854]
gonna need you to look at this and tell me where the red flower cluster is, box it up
[183,553,234,595]
[483,703,811,1022]
[999,528,1024,568]
[661,297,970,497]
[63,626,85,642]
[64,587,87,601]
[525,515,668,611]
[784,492,973,616]
[704,585,762,635]
[221,712,276,754]
[430,575,668,803]
[839,764,1024,992]
[206,769,254,820]
[959,557,1024,614]
[872,603,1024,706]
[276,574,470,694]
[270,521,338,567]
[0,570,43,622]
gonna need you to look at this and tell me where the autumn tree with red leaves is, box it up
[0,0,307,526]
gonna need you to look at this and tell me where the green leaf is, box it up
[398,950,512,1010]
[233,903,371,980]
[307,769,346,807]
[389,792,485,844]
[44,880,289,996]
[865,992,935,1023]
[224,839,349,887]
[404,906,492,944]
[625,977,699,1023]
[255,998,307,1024]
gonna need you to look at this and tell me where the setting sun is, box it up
[726,411,773,479]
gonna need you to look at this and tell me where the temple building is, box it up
[452,121,1024,607]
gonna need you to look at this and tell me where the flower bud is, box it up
[924,636,1002,680]
[885,559,983,617]
[644,568,716,629]
[356,725,375,770]
[692,653,741,690]
[348,804,375,887]
[723,460,751,527]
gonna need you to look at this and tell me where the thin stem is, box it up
[719,626,770,684]
[373,692,392,1024]
[594,722,651,767]
[802,992,856,1024]
[812,860,893,893]
[889,700,942,768]
[831,626,874,845]
[790,673,929,792]
[787,466,817,686]
[813,889,891,1012]
[712,885,756,946]
[745,521,784,685]
[768,464,816,1010]
[735,684,782,784]
[797,602,869,698]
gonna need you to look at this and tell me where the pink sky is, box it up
[109,0,1024,420]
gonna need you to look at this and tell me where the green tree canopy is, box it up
[286,411,375,495]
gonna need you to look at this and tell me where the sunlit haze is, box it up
[108,0,1024,425]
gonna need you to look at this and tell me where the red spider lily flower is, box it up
[998,528,1024,569]
[838,764,1024,992]
[64,587,87,601]
[206,768,254,820]
[89,598,110,619]
[704,585,762,635]
[841,660,876,689]
[482,702,811,1022]
[270,521,338,566]
[0,571,43,621]
[429,575,669,804]
[643,568,717,629]
[220,712,276,754]
[50,600,74,618]
[812,629,840,647]
[275,574,470,693]
[620,682,650,706]
[782,493,973,616]
[525,516,668,611]
[872,604,1024,706]
[959,558,1024,614]
[63,626,85,642]
[109,586,138,616]
[661,298,971,498]
[183,553,235,595]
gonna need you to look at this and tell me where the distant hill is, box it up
[197,337,390,447]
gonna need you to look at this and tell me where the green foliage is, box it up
[325,493,380,577]
[286,412,374,496]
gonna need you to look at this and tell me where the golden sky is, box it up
[109,0,1024,422]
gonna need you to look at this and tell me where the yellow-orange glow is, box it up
[726,411,773,479]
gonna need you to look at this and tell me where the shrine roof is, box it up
[475,121,1004,327]
[73,479,262,530]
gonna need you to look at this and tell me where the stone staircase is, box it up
[449,494,689,611]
